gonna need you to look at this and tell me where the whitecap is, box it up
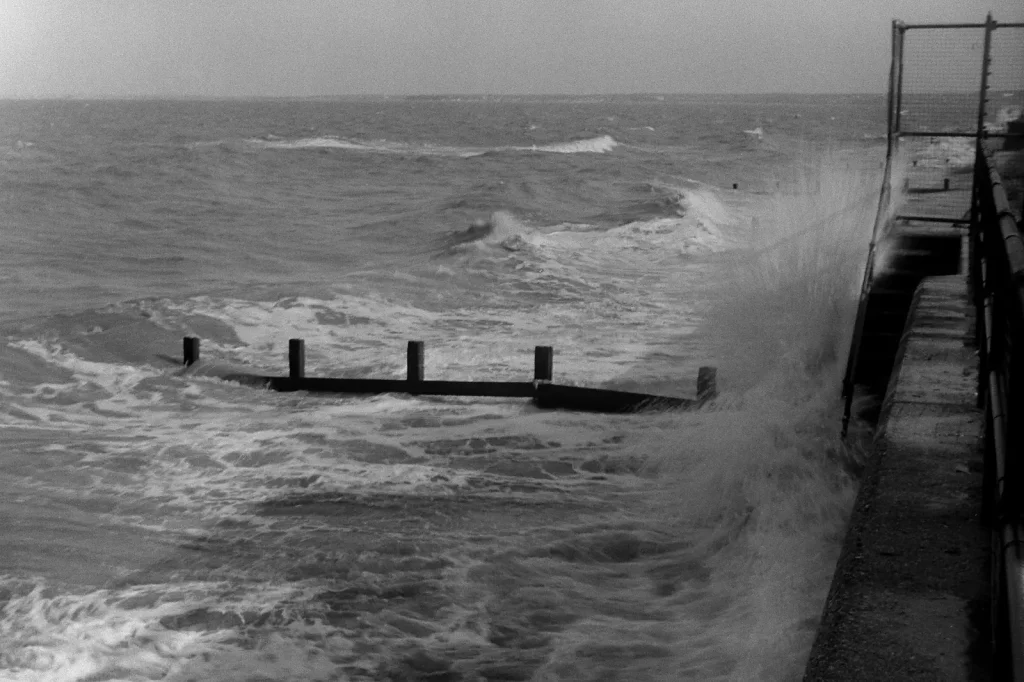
[529,135,619,154]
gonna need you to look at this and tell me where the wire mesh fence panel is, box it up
[898,27,986,135]
[894,135,976,221]
[986,26,1024,144]
[987,26,1024,219]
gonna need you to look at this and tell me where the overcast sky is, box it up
[1,0,1021,98]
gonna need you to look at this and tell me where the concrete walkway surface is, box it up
[804,275,990,681]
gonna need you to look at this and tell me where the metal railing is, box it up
[975,145,1024,679]
[841,14,1024,432]
[839,20,902,436]
[839,14,1024,677]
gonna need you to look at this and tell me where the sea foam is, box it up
[607,153,881,680]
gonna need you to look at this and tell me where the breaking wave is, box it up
[244,134,619,157]
[529,135,619,154]
[620,153,880,678]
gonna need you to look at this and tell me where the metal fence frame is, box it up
[844,14,1023,422]
[842,14,1024,678]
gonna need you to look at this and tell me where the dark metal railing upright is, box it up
[975,146,1024,679]
[840,21,903,437]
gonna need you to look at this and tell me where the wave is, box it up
[246,136,412,153]
[448,210,539,252]
[244,134,619,157]
[460,196,734,262]
[602,216,729,256]
[655,181,736,228]
[624,154,881,678]
[528,135,619,154]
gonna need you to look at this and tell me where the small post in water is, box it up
[697,366,717,401]
[407,341,424,382]
[534,346,553,382]
[183,337,199,366]
[289,339,305,380]
[943,178,950,191]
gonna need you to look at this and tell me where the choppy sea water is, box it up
[2,95,889,681]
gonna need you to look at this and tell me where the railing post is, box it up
[975,13,995,143]
[843,20,904,440]
[183,337,199,366]
[891,21,906,136]
[534,346,553,382]
[289,339,305,380]
[969,14,995,241]
[407,341,424,382]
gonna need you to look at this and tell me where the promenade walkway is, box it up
[804,267,989,680]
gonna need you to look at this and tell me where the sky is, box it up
[1,0,1022,98]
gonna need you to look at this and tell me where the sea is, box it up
[0,94,902,681]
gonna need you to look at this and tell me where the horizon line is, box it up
[0,91,888,102]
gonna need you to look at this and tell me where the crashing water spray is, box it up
[627,153,881,680]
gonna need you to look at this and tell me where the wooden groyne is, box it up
[181,337,716,414]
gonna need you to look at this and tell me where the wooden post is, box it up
[183,337,199,366]
[407,341,424,382]
[697,366,717,401]
[534,346,553,382]
[289,339,305,379]
[943,178,950,191]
